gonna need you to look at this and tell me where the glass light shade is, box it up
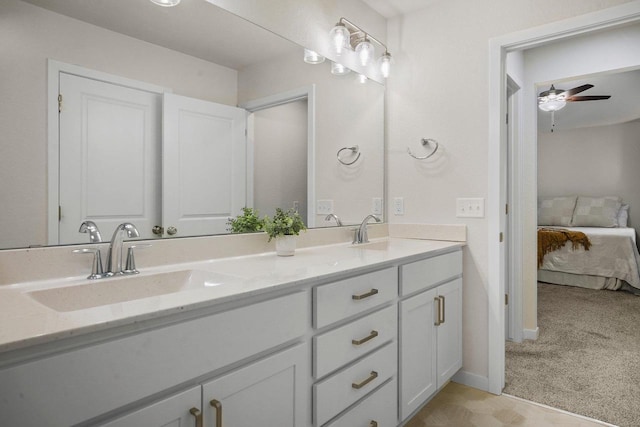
[329,23,351,56]
[355,39,374,66]
[538,98,566,112]
[303,49,325,64]
[357,74,368,84]
[331,62,351,76]
[149,0,181,6]
[378,52,392,78]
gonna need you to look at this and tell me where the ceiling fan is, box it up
[538,83,611,131]
[538,83,611,112]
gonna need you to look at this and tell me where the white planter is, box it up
[275,235,297,256]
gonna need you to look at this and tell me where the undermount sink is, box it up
[28,270,238,312]
[351,241,391,251]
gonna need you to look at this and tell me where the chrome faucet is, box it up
[325,213,343,226]
[79,220,102,243]
[106,223,140,276]
[353,214,381,244]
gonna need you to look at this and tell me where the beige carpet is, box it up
[505,283,640,427]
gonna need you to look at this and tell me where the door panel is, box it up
[436,278,463,387]
[58,73,161,243]
[163,93,246,237]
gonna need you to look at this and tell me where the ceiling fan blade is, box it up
[565,84,594,97]
[566,95,611,102]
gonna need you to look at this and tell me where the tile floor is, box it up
[406,382,613,427]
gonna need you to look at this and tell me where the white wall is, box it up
[521,23,640,331]
[253,100,308,222]
[0,0,237,249]
[538,120,640,226]
[385,0,633,385]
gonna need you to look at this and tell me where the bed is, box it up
[537,196,640,293]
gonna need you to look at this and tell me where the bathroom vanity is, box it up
[0,237,463,426]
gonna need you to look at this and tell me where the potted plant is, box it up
[263,208,307,256]
[227,207,264,233]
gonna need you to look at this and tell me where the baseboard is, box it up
[452,370,489,392]
[523,327,539,340]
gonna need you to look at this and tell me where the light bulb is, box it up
[378,52,392,78]
[149,0,181,6]
[357,74,368,84]
[331,62,351,76]
[329,23,351,56]
[355,39,374,66]
[303,49,325,64]
[538,99,566,112]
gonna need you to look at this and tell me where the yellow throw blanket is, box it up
[538,228,591,268]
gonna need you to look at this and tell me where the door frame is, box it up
[240,85,316,227]
[487,2,640,395]
[47,60,168,245]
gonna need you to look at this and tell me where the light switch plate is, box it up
[456,198,485,218]
[316,200,333,215]
[393,197,404,215]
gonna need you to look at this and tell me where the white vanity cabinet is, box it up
[312,267,398,426]
[398,250,463,421]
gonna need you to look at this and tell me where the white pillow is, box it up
[538,196,577,226]
[571,196,622,228]
[617,204,629,227]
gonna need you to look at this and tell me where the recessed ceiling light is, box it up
[149,0,181,7]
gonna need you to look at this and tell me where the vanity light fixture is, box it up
[149,0,181,6]
[357,74,368,84]
[303,49,325,64]
[331,61,351,76]
[329,18,392,78]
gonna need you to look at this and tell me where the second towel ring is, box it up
[337,145,361,165]
[408,138,439,160]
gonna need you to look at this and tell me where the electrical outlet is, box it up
[316,200,333,215]
[292,201,299,212]
[372,198,383,215]
[456,198,485,218]
[393,197,404,215]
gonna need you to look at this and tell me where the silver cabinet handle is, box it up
[434,297,441,326]
[152,225,164,235]
[440,295,446,324]
[352,371,378,389]
[352,288,378,300]
[167,226,178,236]
[352,330,379,346]
[370,421,378,427]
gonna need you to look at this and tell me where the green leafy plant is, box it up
[227,207,264,233]
[263,208,307,242]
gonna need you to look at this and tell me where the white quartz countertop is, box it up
[0,238,463,355]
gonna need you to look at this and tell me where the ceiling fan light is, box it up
[149,0,181,7]
[329,23,351,56]
[538,98,566,112]
[303,49,325,64]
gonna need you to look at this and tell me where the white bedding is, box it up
[538,226,640,291]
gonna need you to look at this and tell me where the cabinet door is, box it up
[100,386,201,427]
[436,278,463,388]
[202,343,309,427]
[399,287,437,421]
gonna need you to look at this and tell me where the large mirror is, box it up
[0,0,384,249]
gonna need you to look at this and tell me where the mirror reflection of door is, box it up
[252,99,308,223]
[58,72,162,244]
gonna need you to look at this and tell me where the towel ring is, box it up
[337,145,361,165]
[407,138,439,160]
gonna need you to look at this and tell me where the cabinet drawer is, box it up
[314,341,397,426]
[314,305,397,379]
[325,378,397,427]
[314,267,397,328]
[0,291,308,427]
[400,250,462,296]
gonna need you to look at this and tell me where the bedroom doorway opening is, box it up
[487,2,640,397]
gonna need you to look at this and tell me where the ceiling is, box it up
[22,0,299,70]
[361,0,438,18]
[537,69,640,133]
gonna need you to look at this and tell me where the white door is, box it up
[436,278,463,388]
[58,73,161,244]
[202,344,307,427]
[399,287,437,421]
[100,386,201,427]
[163,93,246,237]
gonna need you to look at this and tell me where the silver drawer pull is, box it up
[352,288,379,300]
[434,297,441,326]
[352,330,379,346]
[352,370,378,389]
